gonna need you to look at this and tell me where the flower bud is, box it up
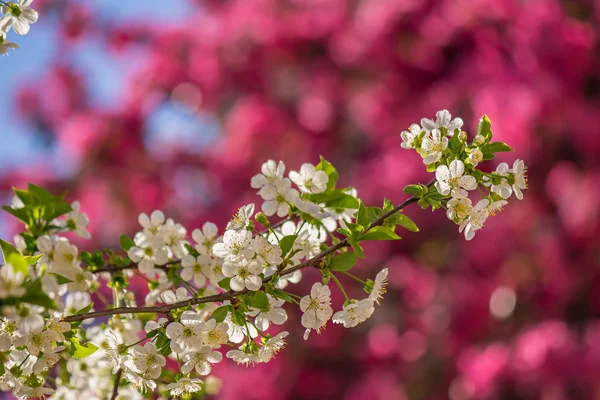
[458,131,467,142]
[474,134,485,145]
[255,212,270,227]
[468,149,483,166]
[205,376,223,395]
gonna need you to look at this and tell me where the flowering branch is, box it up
[0,110,527,398]
[62,178,434,324]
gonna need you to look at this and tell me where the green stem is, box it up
[341,271,366,285]
[330,274,350,301]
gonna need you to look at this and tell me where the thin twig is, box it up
[63,179,435,324]
[110,368,122,400]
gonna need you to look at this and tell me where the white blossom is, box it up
[459,199,490,241]
[446,197,473,221]
[166,311,204,353]
[181,345,222,375]
[222,259,262,292]
[59,201,91,239]
[511,159,528,200]
[226,204,255,231]
[251,160,285,191]
[421,109,463,136]
[164,377,203,397]
[160,287,190,304]
[299,282,333,340]
[401,123,422,149]
[127,240,169,279]
[0,0,38,35]
[258,331,288,362]
[0,265,25,298]
[369,268,388,305]
[332,298,375,328]
[180,254,209,287]
[289,163,328,194]
[248,295,287,331]
[199,318,229,348]
[129,342,166,379]
[212,229,253,262]
[260,178,298,217]
[421,129,448,165]
[435,160,477,198]
[192,222,220,256]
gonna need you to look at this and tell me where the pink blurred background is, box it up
[1,0,600,399]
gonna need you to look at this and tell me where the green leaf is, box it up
[360,226,401,241]
[271,289,293,303]
[477,115,493,141]
[278,235,297,257]
[232,309,246,326]
[23,255,41,266]
[348,238,365,258]
[1,206,30,225]
[324,194,359,209]
[68,337,99,359]
[356,202,370,230]
[403,185,425,197]
[483,142,512,154]
[449,132,462,153]
[6,254,28,277]
[218,278,231,291]
[51,273,73,285]
[395,214,419,232]
[210,305,232,323]
[119,235,135,251]
[0,239,20,264]
[316,156,338,192]
[329,252,358,272]
[250,291,270,312]
[76,302,94,315]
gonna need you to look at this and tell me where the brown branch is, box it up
[110,368,122,400]
[90,218,292,274]
[63,179,435,324]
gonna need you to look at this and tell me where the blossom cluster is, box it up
[0,112,524,398]
[0,0,37,55]
[401,110,528,240]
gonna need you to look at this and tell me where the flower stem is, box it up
[341,271,366,285]
[330,274,350,301]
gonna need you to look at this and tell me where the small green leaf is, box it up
[218,278,231,291]
[348,238,365,258]
[395,214,419,232]
[483,142,512,154]
[477,115,493,141]
[232,309,246,326]
[1,206,30,225]
[0,239,20,264]
[76,302,94,315]
[272,289,293,303]
[68,337,99,359]
[356,202,370,230]
[360,226,401,241]
[250,291,270,312]
[324,194,359,210]
[329,252,358,272]
[403,185,424,196]
[278,235,297,257]
[23,255,41,266]
[210,305,232,323]
[6,254,28,277]
[51,273,74,285]
[119,235,135,251]
[316,156,338,192]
